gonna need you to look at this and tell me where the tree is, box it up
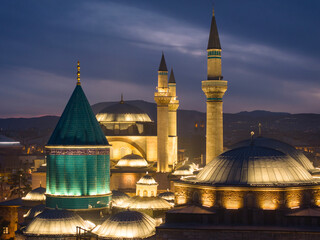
[8,169,31,198]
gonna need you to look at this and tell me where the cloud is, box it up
[57,1,207,57]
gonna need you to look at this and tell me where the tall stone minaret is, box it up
[168,68,179,167]
[202,7,228,164]
[154,53,171,172]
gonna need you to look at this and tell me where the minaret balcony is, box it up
[154,93,171,106]
[202,80,228,99]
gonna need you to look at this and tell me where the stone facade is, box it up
[174,182,320,210]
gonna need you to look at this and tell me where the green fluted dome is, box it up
[48,85,108,146]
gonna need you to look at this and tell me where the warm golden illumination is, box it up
[201,189,215,207]
[286,189,303,209]
[222,191,244,209]
[257,191,280,210]
[176,195,187,205]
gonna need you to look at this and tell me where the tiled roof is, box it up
[47,85,108,146]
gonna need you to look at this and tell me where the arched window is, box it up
[192,191,200,204]
[151,191,154,197]
[143,190,148,197]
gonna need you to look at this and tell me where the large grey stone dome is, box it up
[189,144,317,186]
[232,137,316,173]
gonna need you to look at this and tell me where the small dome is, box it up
[158,190,175,201]
[112,190,130,207]
[96,102,152,122]
[25,208,87,236]
[96,210,156,239]
[22,186,46,201]
[190,144,316,186]
[119,196,172,210]
[23,204,45,219]
[173,164,193,176]
[137,173,157,185]
[116,154,148,168]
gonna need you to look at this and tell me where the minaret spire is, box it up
[120,93,124,104]
[77,61,81,85]
[169,68,176,83]
[159,52,168,71]
[207,6,221,50]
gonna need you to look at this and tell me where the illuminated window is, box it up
[143,190,147,197]
[3,227,9,235]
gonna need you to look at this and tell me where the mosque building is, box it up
[95,54,179,175]
[4,4,320,240]
[95,54,179,194]
[96,96,157,163]
[157,7,320,240]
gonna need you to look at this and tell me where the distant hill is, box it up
[0,101,319,153]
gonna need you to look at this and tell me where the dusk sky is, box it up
[1,0,320,118]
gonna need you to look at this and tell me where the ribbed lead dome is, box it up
[111,190,130,207]
[137,174,157,185]
[22,186,46,201]
[96,210,156,239]
[24,208,87,236]
[96,102,152,122]
[23,204,45,219]
[191,145,316,186]
[119,196,172,210]
[232,137,315,173]
[158,190,175,201]
[116,154,148,168]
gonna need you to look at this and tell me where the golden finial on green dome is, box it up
[77,61,81,85]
